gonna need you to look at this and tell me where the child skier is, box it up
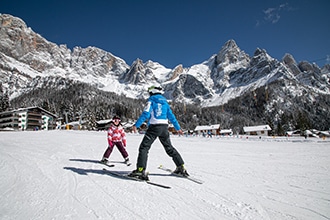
[100,115,131,166]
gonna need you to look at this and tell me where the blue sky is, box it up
[1,0,329,68]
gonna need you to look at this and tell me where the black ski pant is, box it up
[136,124,184,170]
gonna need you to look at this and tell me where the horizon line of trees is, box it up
[1,81,329,134]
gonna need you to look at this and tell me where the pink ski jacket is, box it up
[107,123,126,147]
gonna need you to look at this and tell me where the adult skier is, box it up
[128,85,188,180]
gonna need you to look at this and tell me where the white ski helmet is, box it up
[147,85,163,95]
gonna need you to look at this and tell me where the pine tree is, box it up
[0,83,9,112]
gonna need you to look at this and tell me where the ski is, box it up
[102,168,171,189]
[99,161,115,167]
[101,160,131,166]
[158,165,204,184]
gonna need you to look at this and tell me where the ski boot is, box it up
[173,164,189,177]
[100,157,109,164]
[128,167,149,181]
[124,157,131,166]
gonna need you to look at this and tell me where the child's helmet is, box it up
[112,115,121,121]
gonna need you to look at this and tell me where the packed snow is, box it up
[0,130,329,220]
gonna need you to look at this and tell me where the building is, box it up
[0,107,57,131]
[63,121,87,130]
[96,119,135,132]
[219,129,233,136]
[243,125,271,136]
[194,124,220,135]
[96,119,112,131]
[286,129,301,137]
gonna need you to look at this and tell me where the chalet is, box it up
[96,119,136,132]
[243,125,271,136]
[63,120,87,130]
[96,119,112,131]
[318,130,330,139]
[122,121,135,132]
[287,129,330,139]
[0,107,57,131]
[286,130,301,137]
[194,124,220,135]
[219,129,233,136]
[304,129,319,138]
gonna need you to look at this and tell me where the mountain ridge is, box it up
[1,14,329,104]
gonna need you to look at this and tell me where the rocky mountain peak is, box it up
[1,13,27,28]
[0,14,130,96]
[298,61,318,73]
[282,53,296,66]
[282,53,301,76]
[217,39,241,64]
[321,64,330,73]
[214,39,250,73]
[0,14,54,60]
[169,64,184,80]
[120,58,145,84]
[250,48,275,66]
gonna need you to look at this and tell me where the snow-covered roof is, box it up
[243,125,271,132]
[95,120,135,128]
[66,120,87,126]
[220,129,233,133]
[122,122,134,128]
[195,124,220,131]
[286,130,301,135]
[319,131,330,137]
[96,119,112,124]
[0,106,57,118]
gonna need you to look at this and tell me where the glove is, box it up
[132,125,137,133]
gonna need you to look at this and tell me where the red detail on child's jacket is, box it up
[107,123,126,146]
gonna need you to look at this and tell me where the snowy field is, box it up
[0,130,329,220]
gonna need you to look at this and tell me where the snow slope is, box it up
[0,131,329,220]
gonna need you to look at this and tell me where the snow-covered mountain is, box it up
[1,13,329,108]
